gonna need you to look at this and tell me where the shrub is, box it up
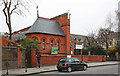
[84,45,106,55]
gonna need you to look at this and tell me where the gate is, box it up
[2,47,18,69]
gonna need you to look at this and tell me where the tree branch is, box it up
[10,0,19,15]
[3,1,9,26]
[8,0,12,9]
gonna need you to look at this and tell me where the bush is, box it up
[82,49,88,55]
[84,45,106,55]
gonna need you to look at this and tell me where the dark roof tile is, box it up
[26,18,65,36]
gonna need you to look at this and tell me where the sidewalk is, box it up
[2,61,118,75]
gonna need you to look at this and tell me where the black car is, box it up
[57,58,88,72]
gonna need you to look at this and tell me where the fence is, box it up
[2,46,18,69]
[2,46,25,69]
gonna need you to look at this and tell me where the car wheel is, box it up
[58,69,62,72]
[83,65,87,71]
[67,67,72,72]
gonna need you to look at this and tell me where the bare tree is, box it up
[97,28,114,49]
[117,9,120,44]
[87,29,98,47]
[96,12,118,49]
[1,0,32,40]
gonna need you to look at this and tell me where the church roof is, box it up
[26,18,65,36]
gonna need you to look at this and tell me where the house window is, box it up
[43,39,45,50]
[57,41,59,50]
[51,40,53,48]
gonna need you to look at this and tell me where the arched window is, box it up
[43,39,45,50]
[57,41,59,50]
[51,40,53,48]
[32,36,38,41]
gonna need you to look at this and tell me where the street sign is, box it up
[67,55,71,58]
[76,45,83,49]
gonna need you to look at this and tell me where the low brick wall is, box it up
[87,55,106,62]
[71,55,88,62]
[41,55,67,66]
[31,55,106,67]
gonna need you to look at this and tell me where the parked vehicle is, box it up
[57,58,88,72]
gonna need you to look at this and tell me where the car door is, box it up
[79,61,84,69]
[68,58,76,69]
[74,58,82,69]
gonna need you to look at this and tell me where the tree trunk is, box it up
[3,1,12,40]
[7,7,12,40]
[8,26,12,40]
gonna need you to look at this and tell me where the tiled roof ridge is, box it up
[50,13,68,19]
[12,26,31,35]
[39,17,56,22]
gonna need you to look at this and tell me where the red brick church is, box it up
[26,12,72,55]
[7,11,105,67]
[10,12,77,67]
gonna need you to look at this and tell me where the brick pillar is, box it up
[31,50,37,67]
[62,13,70,55]
[50,13,70,55]
[115,52,119,60]
[17,48,21,68]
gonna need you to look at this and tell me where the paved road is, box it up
[38,65,118,74]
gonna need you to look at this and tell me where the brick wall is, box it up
[40,55,67,66]
[50,13,70,26]
[88,55,106,62]
[26,34,67,67]
[51,13,71,55]
[71,55,88,62]
[27,34,66,55]
[30,55,106,67]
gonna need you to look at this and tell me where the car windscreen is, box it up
[59,59,67,62]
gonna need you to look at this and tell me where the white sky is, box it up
[0,0,119,36]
